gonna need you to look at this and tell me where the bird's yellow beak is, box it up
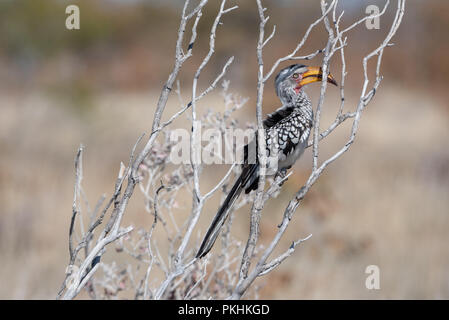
[299,66,338,87]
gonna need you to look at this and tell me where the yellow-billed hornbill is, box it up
[196,64,337,259]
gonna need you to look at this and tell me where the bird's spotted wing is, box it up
[266,112,312,161]
[243,111,312,194]
[263,106,295,129]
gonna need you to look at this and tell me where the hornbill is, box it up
[196,64,337,259]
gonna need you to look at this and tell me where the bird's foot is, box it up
[275,168,289,186]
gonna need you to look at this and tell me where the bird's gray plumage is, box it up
[196,64,314,259]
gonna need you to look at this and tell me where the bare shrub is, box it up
[57,0,405,300]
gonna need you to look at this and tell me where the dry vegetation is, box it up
[1,83,448,299]
[0,0,449,299]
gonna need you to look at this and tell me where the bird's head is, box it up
[275,64,337,102]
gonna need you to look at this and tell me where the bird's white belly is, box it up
[277,139,307,171]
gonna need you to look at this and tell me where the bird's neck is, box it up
[280,88,306,104]
[281,89,313,119]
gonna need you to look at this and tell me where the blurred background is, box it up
[0,0,448,299]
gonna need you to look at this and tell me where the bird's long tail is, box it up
[196,164,258,259]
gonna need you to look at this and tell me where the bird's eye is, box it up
[292,73,299,79]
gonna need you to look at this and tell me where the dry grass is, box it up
[0,83,448,299]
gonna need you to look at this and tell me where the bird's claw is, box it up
[275,168,289,186]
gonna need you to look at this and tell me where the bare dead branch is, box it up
[230,0,405,300]
[59,0,405,301]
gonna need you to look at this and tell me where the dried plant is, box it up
[57,0,405,300]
